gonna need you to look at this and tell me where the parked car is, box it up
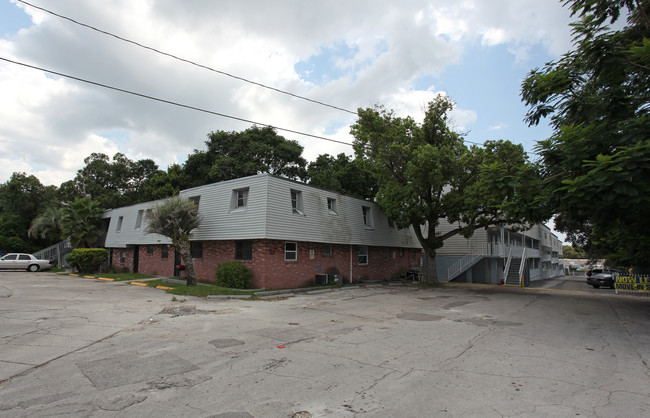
[0,253,54,272]
[586,268,621,289]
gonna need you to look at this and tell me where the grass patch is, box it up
[75,272,158,281]
[144,280,256,297]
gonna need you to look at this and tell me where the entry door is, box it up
[133,246,139,273]
[173,250,182,277]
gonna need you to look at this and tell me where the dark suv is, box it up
[586,268,621,289]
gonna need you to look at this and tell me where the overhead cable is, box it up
[0,56,353,146]
[16,0,358,115]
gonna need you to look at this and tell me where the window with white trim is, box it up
[358,246,368,265]
[285,242,297,261]
[230,188,249,211]
[322,244,332,256]
[291,189,304,214]
[135,210,144,229]
[362,206,373,228]
[189,196,201,208]
[116,216,123,232]
[327,197,338,214]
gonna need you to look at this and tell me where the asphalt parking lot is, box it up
[1,272,649,417]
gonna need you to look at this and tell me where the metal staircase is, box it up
[447,254,484,281]
[504,257,522,285]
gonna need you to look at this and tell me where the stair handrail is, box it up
[447,254,480,281]
[518,247,526,286]
[503,248,512,275]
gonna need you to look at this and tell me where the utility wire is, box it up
[0,56,353,146]
[16,0,358,115]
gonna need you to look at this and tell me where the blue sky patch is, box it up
[0,0,32,38]
[294,41,359,85]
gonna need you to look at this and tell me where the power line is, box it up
[0,56,354,147]
[16,0,358,115]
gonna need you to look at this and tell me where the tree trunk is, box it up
[422,251,439,284]
[176,242,197,286]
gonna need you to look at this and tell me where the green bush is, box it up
[68,248,109,273]
[215,261,252,289]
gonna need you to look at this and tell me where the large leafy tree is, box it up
[352,96,542,283]
[0,173,58,252]
[307,153,377,199]
[184,126,307,187]
[63,153,159,209]
[142,164,189,200]
[521,0,650,269]
[146,196,202,286]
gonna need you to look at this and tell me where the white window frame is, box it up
[116,216,123,232]
[291,189,304,214]
[230,188,249,212]
[134,210,144,230]
[362,206,374,228]
[285,242,298,261]
[189,196,201,208]
[358,246,368,265]
[327,197,338,215]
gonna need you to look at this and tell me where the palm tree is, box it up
[145,196,202,286]
[29,207,64,242]
[60,198,104,248]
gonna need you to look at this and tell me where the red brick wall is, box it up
[136,245,176,277]
[109,240,420,290]
[110,248,135,273]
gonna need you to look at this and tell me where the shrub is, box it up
[215,261,252,289]
[68,248,109,273]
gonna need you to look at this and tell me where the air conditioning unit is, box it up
[315,274,328,286]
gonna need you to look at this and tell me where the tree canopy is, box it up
[0,173,58,253]
[521,0,650,268]
[184,126,308,187]
[352,96,543,282]
[306,153,377,199]
[60,152,159,209]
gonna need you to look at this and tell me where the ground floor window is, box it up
[161,246,169,259]
[190,242,203,259]
[119,252,126,263]
[285,242,297,261]
[358,246,368,265]
[235,241,253,260]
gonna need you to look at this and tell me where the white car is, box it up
[0,253,54,272]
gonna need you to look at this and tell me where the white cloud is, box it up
[0,0,574,186]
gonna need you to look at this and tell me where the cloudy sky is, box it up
[1,0,574,191]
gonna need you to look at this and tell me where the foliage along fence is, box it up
[614,274,650,296]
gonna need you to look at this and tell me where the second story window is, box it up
[291,190,304,214]
[327,198,338,214]
[362,206,373,228]
[189,196,201,208]
[230,187,249,212]
[135,210,144,230]
[116,216,123,232]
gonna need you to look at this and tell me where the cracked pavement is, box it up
[1,272,649,417]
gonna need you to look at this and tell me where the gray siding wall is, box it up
[264,176,420,248]
[180,175,269,241]
[103,174,420,249]
[434,220,488,255]
[103,201,170,248]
